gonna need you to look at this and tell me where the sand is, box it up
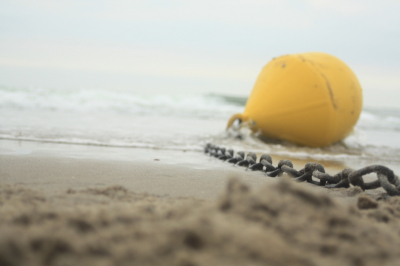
[1,140,400,265]
[0,151,272,200]
[2,179,400,266]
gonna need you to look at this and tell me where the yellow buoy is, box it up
[227,52,363,147]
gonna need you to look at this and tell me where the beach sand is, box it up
[1,140,400,266]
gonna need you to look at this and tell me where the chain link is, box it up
[204,143,400,196]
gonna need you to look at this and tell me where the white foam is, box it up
[0,86,243,119]
[2,85,400,163]
[357,110,400,131]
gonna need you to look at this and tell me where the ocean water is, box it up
[1,85,400,165]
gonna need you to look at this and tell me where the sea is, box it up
[1,85,400,167]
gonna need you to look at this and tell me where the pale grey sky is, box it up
[1,0,400,108]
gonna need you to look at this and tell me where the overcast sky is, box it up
[1,0,400,108]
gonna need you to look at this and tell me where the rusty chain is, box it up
[204,143,400,196]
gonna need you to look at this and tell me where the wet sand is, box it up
[0,146,271,200]
[1,140,400,265]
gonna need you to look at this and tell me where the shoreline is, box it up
[1,139,273,199]
[0,139,392,203]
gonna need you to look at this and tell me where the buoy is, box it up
[227,52,363,147]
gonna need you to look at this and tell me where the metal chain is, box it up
[204,143,400,197]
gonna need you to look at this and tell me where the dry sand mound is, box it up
[1,178,400,266]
